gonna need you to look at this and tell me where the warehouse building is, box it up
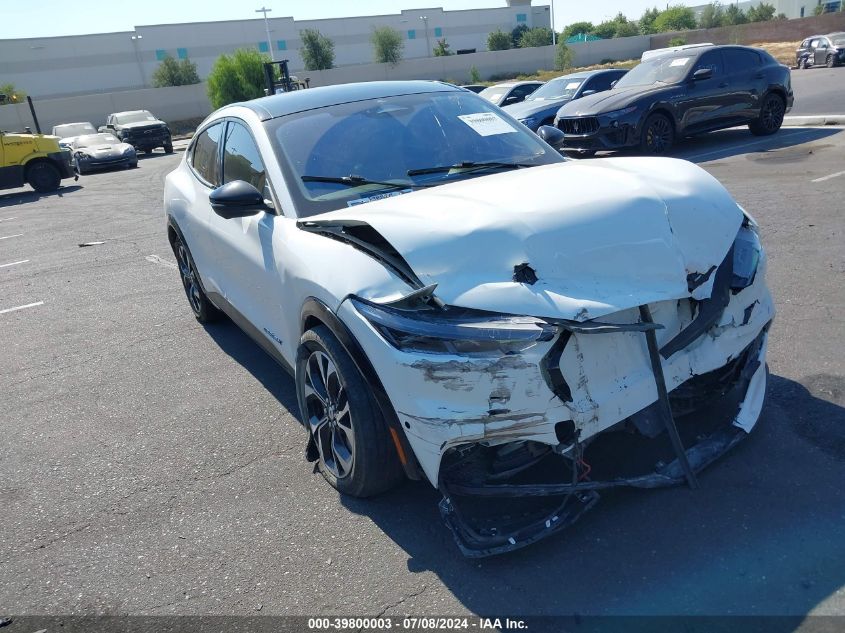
[0,0,550,98]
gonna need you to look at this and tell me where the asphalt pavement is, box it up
[788,66,845,116]
[1,126,844,623]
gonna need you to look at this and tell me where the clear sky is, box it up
[0,0,700,40]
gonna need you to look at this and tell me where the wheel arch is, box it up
[300,296,423,480]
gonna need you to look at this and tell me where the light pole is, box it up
[550,0,556,46]
[130,34,146,87]
[419,15,431,57]
[255,6,275,61]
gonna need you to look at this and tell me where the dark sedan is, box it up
[71,133,138,174]
[796,33,845,68]
[502,69,627,132]
[550,45,793,155]
[478,81,544,107]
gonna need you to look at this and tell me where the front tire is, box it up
[171,232,221,323]
[749,93,785,136]
[26,161,61,192]
[798,57,807,69]
[164,140,174,154]
[826,54,835,68]
[296,325,404,498]
[639,113,674,155]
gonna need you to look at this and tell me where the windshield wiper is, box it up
[301,174,430,189]
[407,161,534,177]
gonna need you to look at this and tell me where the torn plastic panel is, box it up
[439,327,768,557]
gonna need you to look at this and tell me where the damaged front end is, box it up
[333,211,774,557]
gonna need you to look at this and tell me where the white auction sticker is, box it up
[458,112,517,136]
[670,57,690,67]
[565,82,581,89]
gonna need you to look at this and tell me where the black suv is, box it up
[548,44,793,155]
[796,33,845,68]
[100,110,173,154]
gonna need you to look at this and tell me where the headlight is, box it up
[123,146,135,155]
[349,296,555,355]
[603,106,637,120]
[731,222,762,289]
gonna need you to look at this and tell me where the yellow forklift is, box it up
[0,94,77,192]
[263,60,310,95]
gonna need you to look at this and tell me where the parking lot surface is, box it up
[788,67,845,116]
[1,127,844,619]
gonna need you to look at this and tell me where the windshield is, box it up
[53,123,96,138]
[614,56,692,88]
[527,77,583,101]
[267,91,564,217]
[115,111,157,124]
[478,86,510,103]
[74,133,120,148]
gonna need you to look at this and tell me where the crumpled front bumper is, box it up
[337,251,774,555]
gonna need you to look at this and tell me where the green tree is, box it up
[519,27,554,48]
[668,36,687,46]
[562,21,595,39]
[433,38,452,56]
[300,29,335,70]
[813,3,825,14]
[698,3,726,28]
[554,40,574,70]
[654,6,697,31]
[723,4,749,24]
[639,7,661,34]
[748,2,776,21]
[152,56,200,87]
[207,48,268,109]
[511,24,530,47]
[0,83,26,103]
[615,20,641,38]
[487,29,512,51]
[469,65,482,83]
[371,26,404,64]
[591,20,619,39]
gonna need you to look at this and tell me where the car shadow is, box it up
[0,184,83,209]
[588,126,842,164]
[201,319,301,420]
[337,373,845,623]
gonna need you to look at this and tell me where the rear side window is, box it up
[222,121,267,193]
[723,48,761,70]
[191,123,223,186]
[585,73,617,92]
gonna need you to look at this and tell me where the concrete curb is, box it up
[783,115,845,126]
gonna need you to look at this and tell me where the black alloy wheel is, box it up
[750,93,785,136]
[640,113,674,155]
[172,233,220,323]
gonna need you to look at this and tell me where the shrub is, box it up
[0,82,26,102]
[668,37,688,46]
[487,29,512,51]
[511,24,530,48]
[433,38,452,56]
[207,48,268,109]
[555,41,575,70]
[371,27,404,64]
[519,27,554,48]
[152,56,200,87]
[300,29,335,70]
[698,3,726,28]
[470,65,482,83]
[654,6,697,32]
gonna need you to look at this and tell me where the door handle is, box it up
[754,73,764,79]
[718,82,729,88]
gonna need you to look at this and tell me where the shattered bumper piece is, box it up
[438,328,767,557]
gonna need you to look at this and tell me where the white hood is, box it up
[310,157,743,321]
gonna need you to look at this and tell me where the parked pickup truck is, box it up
[100,110,173,154]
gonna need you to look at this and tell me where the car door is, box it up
[814,37,831,65]
[721,48,763,122]
[680,50,729,133]
[180,121,224,285]
[206,119,290,350]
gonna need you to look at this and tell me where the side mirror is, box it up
[581,89,597,97]
[209,180,267,219]
[97,125,109,133]
[537,125,565,148]
[502,95,519,105]
[692,68,713,81]
[610,80,619,88]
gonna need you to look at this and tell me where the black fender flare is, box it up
[300,297,423,480]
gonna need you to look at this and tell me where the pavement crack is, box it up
[371,584,429,621]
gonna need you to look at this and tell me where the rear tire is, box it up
[639,113,674,155]
[798,57,807,69]
[171,231,221,323]
[826,54,835,68]
[26,161,61,192]
[164,141,174,154]
[749,93,785,136]
[296,325,404,498]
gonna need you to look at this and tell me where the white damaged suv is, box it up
[164,82,774,557]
